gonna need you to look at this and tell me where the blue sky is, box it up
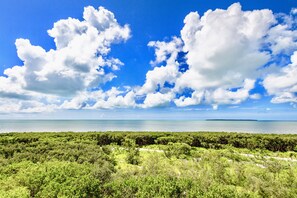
[0,0,297,119]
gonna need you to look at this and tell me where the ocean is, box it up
[0,120,297,134]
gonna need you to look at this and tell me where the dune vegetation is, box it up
[0,132,297,197]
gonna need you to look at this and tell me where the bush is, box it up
[164,142,191,159]
[123,138,140,165]
[16,161,104,197]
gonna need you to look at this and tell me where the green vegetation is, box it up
[0,132,297,197]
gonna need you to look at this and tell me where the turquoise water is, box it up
[0,120,297,134]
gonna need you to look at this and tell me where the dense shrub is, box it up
[123,138,140,165]
[164,142,192,159]
[93,132,297,152]
[0,132,297,197]
[15,161,105,197]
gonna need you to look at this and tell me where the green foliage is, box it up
[164,142,191,159]
[93,131,297,152]
[123,138,140,165]
[0,186,29,198]
[155,135,193,145]
[0,161,113,198]
[16,161,103,197]
[0,132,116,197]
[0,132,297,197]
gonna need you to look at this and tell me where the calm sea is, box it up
[0,120,297,134]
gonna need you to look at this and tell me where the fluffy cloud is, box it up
[178,3,274,91]
[20,6,130,96]
[1,3,297,113]
[174,91,204,107]
[205,79,256,106]
[291,8,297,15]
[263,51,297,103]
[142,92,174,108]
[140,3,278,108]
[266,10,297,55]
[0,98,58,113]
[267,24,297,55]
[0,6,131,112]
[137,37,183,107]
[138,37,183,95]
[61,87,136,109]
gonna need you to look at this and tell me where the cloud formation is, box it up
[263,51,297,103]
[0,3,297,113]
[21,6,129,96]
[139,3,292,109]
[138,3,297,109]
[0,6,131,112]
[176,3,274,108]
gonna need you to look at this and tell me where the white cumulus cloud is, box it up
[140,3,279,108]
[177,3,274,91]
[263,51,297,103]
[0,6,131,112]
[1,3,297,113]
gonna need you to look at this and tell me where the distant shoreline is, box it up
[1,119,296,121]
[0,119,297,134]
[206,119,258,121]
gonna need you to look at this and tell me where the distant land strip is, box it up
[206,119,258,121]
